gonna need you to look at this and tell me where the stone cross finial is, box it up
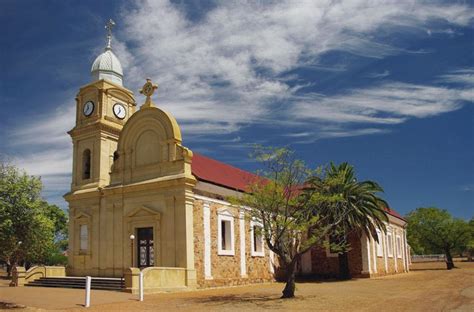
[105,19,116,50]
[140,78,158,108]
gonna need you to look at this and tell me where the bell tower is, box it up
[69,19,136,191]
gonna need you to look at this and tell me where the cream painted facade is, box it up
[63,20,276,289]
[64,60,274,289]
[65,77,199,286]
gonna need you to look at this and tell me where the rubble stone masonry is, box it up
[193,198,274,288]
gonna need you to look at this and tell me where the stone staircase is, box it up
[25,277,124,291]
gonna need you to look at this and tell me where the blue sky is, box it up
[1,0,473,219]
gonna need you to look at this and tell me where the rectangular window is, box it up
[387,231,393,258]
[396,235,402,259]
[326,234,341,257]
[218,212,234,256]
[376,229,383,257]
[80,224,88,251]
[250,221,264,257]
[221,220,230,250]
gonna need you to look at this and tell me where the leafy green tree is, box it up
[0,163,66,275]
[40,201,68,239]
[40,201,68,253]
[230,147,347,298]
[463,218,474,261]
[406,207,470,269]
[306,162,388,279]
[38,201,69,266]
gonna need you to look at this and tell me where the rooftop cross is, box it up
[140,78,158,108]
[105,19,116,50]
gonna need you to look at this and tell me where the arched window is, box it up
[82,149,91,180]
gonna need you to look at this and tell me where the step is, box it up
[25,277,124,292]
[36,277,123,281]
[34,278,123,285]
[28,281,123,288]
[25,283,122,291]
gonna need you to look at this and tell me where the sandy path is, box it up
[1,262,473,311]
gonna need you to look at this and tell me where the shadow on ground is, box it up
[296,275,361,284]
[188,293,315,309]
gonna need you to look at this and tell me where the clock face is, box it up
[113,103,127,120]
[83,101,94,117]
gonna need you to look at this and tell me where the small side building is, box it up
[299,208,409,278]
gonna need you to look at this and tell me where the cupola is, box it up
[91,19,124,86]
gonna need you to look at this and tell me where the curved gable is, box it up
[111,106,188,184]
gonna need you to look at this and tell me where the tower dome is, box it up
[91,19,124,86]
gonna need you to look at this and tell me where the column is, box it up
[393,230,398,273]
[239,209,247,277]
[203,202,212,279]
[184,190,196,287]
[371,234,377,274]
[361,233,371,275]
[402,229,408,272]
[383,230,388,273]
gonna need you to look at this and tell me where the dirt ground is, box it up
[1,261,473,311]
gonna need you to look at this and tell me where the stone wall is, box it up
[308,231,363,278]
[366,222,408,277]
[306,219,409,278]
[193,198,274,288]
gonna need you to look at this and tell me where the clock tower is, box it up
[69,19,136,191]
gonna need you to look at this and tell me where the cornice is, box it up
[78,79,134,96]
[68,119,122,138]
[104,173,196,195]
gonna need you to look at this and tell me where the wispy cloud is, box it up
[366,70,391,79]
[291,77,473,126]
[426,28,462,37]
[3,0,474,208]
[116,0,474,136]
[5,94,75,207]
[8,104,75,148]
[438,69,474,86]
[461,184,474,192]
[286,127,390,144]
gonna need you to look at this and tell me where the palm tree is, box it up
[307,162,388,279]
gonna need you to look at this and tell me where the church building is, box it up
[64,21,409,292]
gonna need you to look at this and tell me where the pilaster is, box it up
[239,209,247,277]
[360,232,371,276]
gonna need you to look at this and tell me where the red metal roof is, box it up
[384,207,406,222]
[191,152,260,192]
[192,152,405,221]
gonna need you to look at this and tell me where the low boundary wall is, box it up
[124,267,191,294]
[12,266,66,286]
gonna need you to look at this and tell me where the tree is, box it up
[40,201,68,240]
[230,147,347,298]
[406,207,470,270]
[307,162,388,279]
[0,163,65,275]
[462,218,474,261]
[39,201,69,266]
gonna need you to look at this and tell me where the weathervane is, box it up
[105,19,115,50]
[140,78,158,108]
